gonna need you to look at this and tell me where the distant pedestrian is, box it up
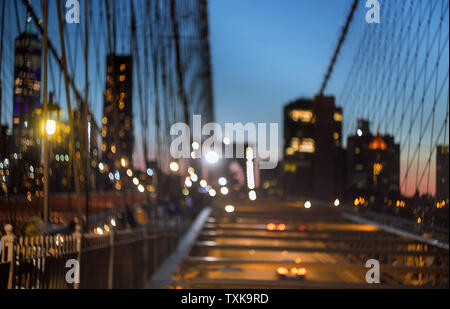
[125,204,137,228]
[68,217,79,233]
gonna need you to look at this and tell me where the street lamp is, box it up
[208,188,216,197]
[46,119,56,135]
[44,118,56,235]
[190,173,198,182]
[218,177,227,186]
[169,161,179,172]
[205,151,219,164]
[249,190,257,201]
[225,205,235,213]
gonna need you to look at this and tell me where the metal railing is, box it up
[0,216,192,289]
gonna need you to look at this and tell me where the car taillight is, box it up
[266,223,276,231]
[277,267,289,275]
[299,225,306,231]
[297,267,307,275]
[277,223,286,231]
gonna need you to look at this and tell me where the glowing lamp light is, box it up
[208,189,216,197]
[357,129,363,137]
[132,177,139,185]
[96,227,104,235]
[190,173,198,182]
[110,218,116,227]
[192,142,200,150]
[205,151,219,164]
[249,190,257,201]
[46,119,56,135]
[304,201,312,209]
[137,184,145,193]
[200,180,207,188]
[218,177,227,186]
[223,137,231,145]
[185,177,193,188]
[246,147,254,160]
[334,199,340,207]
[220,187,229,195]
[169,161,179,172]
[225,205,235,213]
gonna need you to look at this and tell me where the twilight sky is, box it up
[209,0,352,127]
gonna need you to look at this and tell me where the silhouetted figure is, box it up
[116,212,126,230]
[68,217,79,233]
[125,204,137,228]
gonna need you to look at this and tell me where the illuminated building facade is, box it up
[436,145,449,200]
[10,31,42,194]
[12,32,41,160]
[102,55,134,172]
[282,96,344,199]
[346,120,400,205]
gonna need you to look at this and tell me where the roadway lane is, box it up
[173,199,449,288]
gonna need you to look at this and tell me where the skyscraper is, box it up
[10,27,42,194]
[101,55,134,171]
[346,120,400,205]
[282,95,344,200]
[12,32,42,162]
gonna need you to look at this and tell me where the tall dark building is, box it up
[436,145,449,200]
[346,120,400,204]
[282,95,344,200]
[101,55,134,171]
[11,32,42,161]
[10,30,42,194]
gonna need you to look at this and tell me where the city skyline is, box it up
[0,0,448,198]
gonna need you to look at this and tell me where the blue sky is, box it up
[209,0,352,127]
